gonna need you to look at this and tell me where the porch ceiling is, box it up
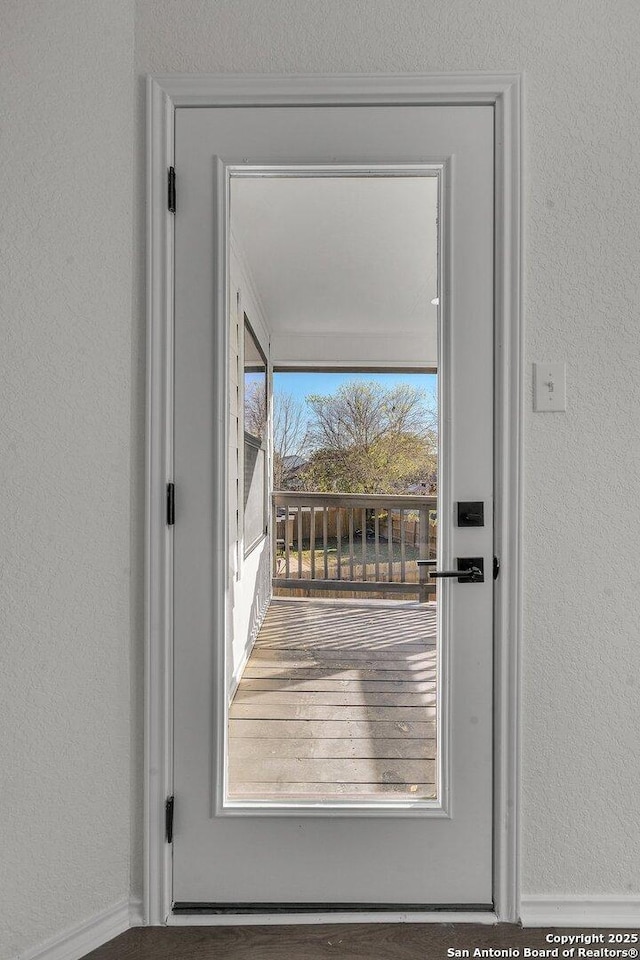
[230,176,438,367]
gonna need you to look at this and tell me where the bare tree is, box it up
[244,380,267,440]
[244,383,308,488]
[246,379,436,494]
[307,380,436,448]
[302,380,437,494]
[273,390,308,489]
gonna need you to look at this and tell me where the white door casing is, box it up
[145,74,522,925]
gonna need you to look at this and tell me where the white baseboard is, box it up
[521,896,640,927]
[128,898,144,929]
[18,899,142,960]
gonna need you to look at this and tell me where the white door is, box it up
[172,104,494,910]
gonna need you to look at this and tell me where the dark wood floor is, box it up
[84,924,634,960]
[229,599,437,800]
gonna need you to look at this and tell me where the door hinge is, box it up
[166,482,175,526]
[165,796,174,843]
[167,166,176,214]
[493,556,500,580]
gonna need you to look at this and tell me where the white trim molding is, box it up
[129,898,145,928]
[146,72,523,926]
[17,900,138,960]
[521,896,640,927]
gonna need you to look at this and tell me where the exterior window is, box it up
[243,316,267,554]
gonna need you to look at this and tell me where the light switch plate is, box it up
[533,362,566,412]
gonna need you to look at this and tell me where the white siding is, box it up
[228,242,272,701]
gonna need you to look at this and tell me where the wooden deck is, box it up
[228,599,437,800]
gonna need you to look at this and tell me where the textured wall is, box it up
[0,1,134,956]
[3,5,638,952]
[135,0,640,899]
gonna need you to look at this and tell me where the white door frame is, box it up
[145,72,523,926]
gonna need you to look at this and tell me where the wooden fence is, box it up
[272,492,437,602]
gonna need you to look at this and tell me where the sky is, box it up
[274,371,436,400]
[273,371,437,429]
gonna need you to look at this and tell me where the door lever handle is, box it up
[429,567,483,582]
[417,557,484,583]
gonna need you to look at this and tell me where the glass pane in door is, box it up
[226,173,440,806]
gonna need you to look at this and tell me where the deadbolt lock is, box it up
[457,501,484,527]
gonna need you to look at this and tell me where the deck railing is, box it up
[272,491,437,602]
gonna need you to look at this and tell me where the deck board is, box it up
[230,704,437,721]
[233,690,436,707]
[230,758,436,783]
[250,648,435,662]
[240,678,436,693]
[232,782,437,798]
[228,600,438,801]
[229,719,436,738]
[242,667,434,681]
[232,737,436,759]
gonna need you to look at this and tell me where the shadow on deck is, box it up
[228,599,438,801]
